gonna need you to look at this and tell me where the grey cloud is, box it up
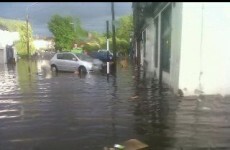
[0,2,132,36]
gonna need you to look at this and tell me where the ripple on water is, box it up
[1,60,230,150]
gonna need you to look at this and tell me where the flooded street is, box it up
[1,58,230,150]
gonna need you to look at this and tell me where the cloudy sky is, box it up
[0,2,132,37]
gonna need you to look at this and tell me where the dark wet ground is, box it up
[1,56,230,150]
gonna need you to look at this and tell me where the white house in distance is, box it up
[133,2,230,96]
[0,29,20,64]
[33,38,54,51]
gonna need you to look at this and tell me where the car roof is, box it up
[55,52,79,58]
[57,51,72,53]
[56,52,74,54]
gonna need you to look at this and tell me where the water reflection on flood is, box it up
[0,58,230,150]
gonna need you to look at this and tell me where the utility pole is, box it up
[106,20,110,78]
[26,14,30,58]
[111,2,116,73]
[26,14,31,75]
[26,2,38,58]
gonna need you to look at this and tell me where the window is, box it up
[143,30,146,58]
[154,16,159,68]
[63,53,75,60]
[160,4,172,72]
[57,54,63,59]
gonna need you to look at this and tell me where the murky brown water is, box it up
[1,57,230,150]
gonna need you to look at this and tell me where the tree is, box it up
[116,38,129,55]
[110,15,133,55]
[15,22,35,56]
[116,15,133,42]
[73,17,88,42]
[82,42,100,52]
[48,15,76,51]
[0,17,35,56]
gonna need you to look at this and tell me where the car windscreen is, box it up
[98,50,113,55]
[75,53,94,62]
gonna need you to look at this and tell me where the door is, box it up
[62,53,79,72]
[6,46,14,64]
[55,53,65,71]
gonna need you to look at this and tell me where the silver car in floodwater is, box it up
[50,52,103,73]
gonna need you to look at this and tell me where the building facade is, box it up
[33,39,55,51]
[0,29,19,64]
[133,2,230,96]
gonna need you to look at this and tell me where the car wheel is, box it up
[78,66,87,74]
[51,65,58,72]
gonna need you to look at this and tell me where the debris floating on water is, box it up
[130,95,139,100]
[104,139,149,150]
[114,144,125,149]
[202,106,211,110]
[124,139,149,150]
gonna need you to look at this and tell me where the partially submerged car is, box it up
[88,49,113,62]
[50,52,103,73]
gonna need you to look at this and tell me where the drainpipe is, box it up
[198,4,204,94]
[159,43,163,92]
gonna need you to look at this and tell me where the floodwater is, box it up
[0,57,230,150]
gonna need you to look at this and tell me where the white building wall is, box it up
[139,2,230,96]
[33,40,54,50]
[0,30,19,64]
[153,3,182,91]
[142,3,175,89]
[141,4,169,81]
[145,18,155,78]
[140,3,178,84]
[179,3,204,96]
[169,3,183,93]
[145,17,167,80]
[179,3,230,96]
[198,3,230,96]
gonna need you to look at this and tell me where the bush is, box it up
[107,38,129,55]
[82,42,100,52]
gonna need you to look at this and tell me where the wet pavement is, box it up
[1,57,230,150]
